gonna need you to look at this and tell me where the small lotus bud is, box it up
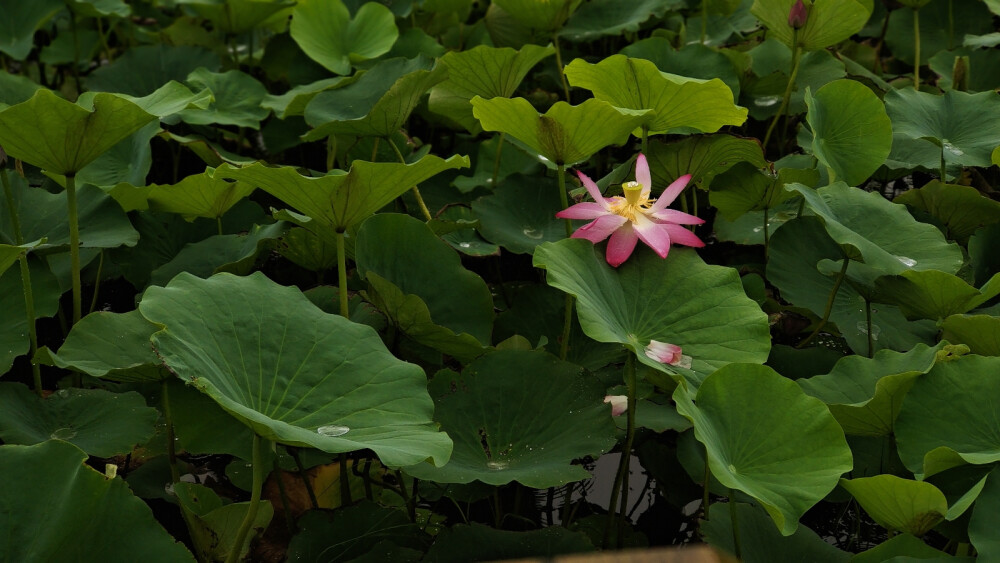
[788,0,808,29]
[604,395,628,417]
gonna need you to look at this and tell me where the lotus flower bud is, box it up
[788,0,808,29]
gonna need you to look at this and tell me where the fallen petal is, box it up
[604,395,628,416]
[645,340,683,364]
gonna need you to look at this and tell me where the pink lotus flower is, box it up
[557,154,705,267]
[604,395,628,416]
[644,340,692,369]
[788,0,808,29]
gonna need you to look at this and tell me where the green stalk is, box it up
[491,132,505,187]
[913,8,921,89]
[702,449,711,520]
[730,491,742,560]
[327,135,337,171]
[640,125,649,156]
[701,0,708,44]
[388,137,433,221]
[552,35,571,101]
[604,354,637,548]
[940,146,947,182]
[272,453,296,533]
[797,258,850,348]
[763,206,770,261]
[336,231,349,318]
[3,168,42,396]
[947,0,954,49]
[556,163,573,361]
[289,447,319,509]
[226,434,265,563]
[762,35,803,151]
[162,380,181,484]
[339,453,352,507]
[66,174,82,325]
[88,251,104,314]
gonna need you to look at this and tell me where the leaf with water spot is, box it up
[139,272,453,468]
[402,350,617,488]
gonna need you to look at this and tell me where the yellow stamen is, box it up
[609,182,652,223]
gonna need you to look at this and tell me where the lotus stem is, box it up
[604,354,637,548]
[336,231,349,319]
[272,453,296,533]
[947,0,954,49]
[556,164,574,361]
[66,174,82,326]
[865,298,874,358]
[339,453,352,507]
[491,132,505,187]
[641,126,649,157]
[940,146,947,182]
[88,251,104,314]
[226,433,265,563]
[730,491,742,560]
[797,257,850,348]
[161,379,180,484]
[552,35,571,101]
[762,36,802,152]
[2,168,41,396]
[288,447,319,509]
[702,448,711,520]
[701,0,708,44]
[763,206,770,260]
[913,8,921,89]
[388,137,433,221]
[557,164,572,237]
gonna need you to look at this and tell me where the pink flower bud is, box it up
[604,395,628,417]
[644,340,692,369]
[788,0,808,29]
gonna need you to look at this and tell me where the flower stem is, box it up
[552,35,571,101]
[797,258,849,348]
[556,163,574,361]
[702,448,711,521]
[492,132,505,187]
[557,164,572,237]
[604,354,637,549]
[2,168,41,396]
[162,379,180,484]
[762,37,803,152]
[640,125,649,156]
[388,136,433,221]
[336,231,349,319]
[913,8,921,89]
[763,206,770,261]
[940,146,947,182]
[66,174,82,325]
[226,433,265,563]
[339,453,352,507]
[730,490,742,560]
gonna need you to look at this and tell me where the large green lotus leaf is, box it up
[148,222,288,287]
[78,81,211,121]
[139,272,452,468]
[560,0,679,41]
[895,355,1000,478]
[178,0,294,34]
[969,466,1000,560]
[261,76,355,119]
[178,68,269,129]
[0,384,158,457]
[841,475,947,536]
[471,173,567,254]
[884,0,994,65]
[767,217,939,355]
[428,44,554,133]
[452,136,542,193]
[68,121,160,189]
[702,502,850,563]
[0,71,42,108]
[788,182,963,276]
[304,56,446,139]
[622,40,741,99]
[0,259,60,375]
[85,45,221,97]
[673,363,852,535]
[0,0,63,60]
[286,501,429,561]
[216,154,467,234]
[852,534,956,563]
[564,55,747,135]
[290,0,397,75]
[471,97,649,166]
[0,175,138,251]
[885,89,1000,174]
[173,482,273,562]
[710,162,818,221]
[797,343,944,436]
[355,213,493,343]
[403,350,616,487]
[895,181,1000,244]
[491,0,583,31]
[751,0,871,51]
[363,273,491,363]
[804,80,892,187]
[0,441,195,561]
[645,134,767,191]
[68,0,131,17]
[874,270,1000,321]
[940,314,1000,356]
[34,310,167,382]
[0,90,156,175]
[109,168,255,220]
[533,239,771,385]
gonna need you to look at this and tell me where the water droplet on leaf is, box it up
[50,427,77,440]
[894,255,917,267]
[316,425,349,437]
[522,227,544,239]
